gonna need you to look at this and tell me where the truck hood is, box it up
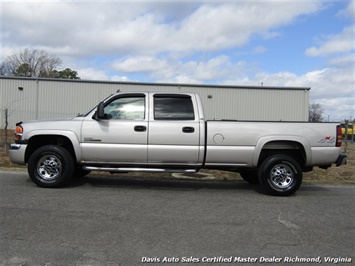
[24,117,77,124]
[19,117,85,137]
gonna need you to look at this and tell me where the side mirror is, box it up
[93,102,105,120]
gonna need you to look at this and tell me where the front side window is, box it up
[104,96,145,120]
[154,95,195,120]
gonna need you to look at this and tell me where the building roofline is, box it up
[0,75,311,91]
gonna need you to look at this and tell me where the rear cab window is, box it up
[153,94,195,120]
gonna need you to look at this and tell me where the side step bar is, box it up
[83,166,197,173]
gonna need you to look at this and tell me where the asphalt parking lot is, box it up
[0,170,354,266]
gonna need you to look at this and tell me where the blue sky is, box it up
[1,0,354,122]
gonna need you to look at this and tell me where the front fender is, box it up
[25,130,82,162]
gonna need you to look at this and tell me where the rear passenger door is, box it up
[148,93,201,165]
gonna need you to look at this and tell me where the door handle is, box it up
[182,127,195,133]
[134,125,147,132]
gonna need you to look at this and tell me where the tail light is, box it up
[336,125,342,147]
[15,125,23,141]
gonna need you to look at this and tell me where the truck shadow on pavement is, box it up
[68,173,333,195]
[70,173,260,192]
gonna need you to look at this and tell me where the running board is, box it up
[83,166,197,173]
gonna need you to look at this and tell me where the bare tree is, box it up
[0,48,62,78]
[0,98,24,151]
[309,103,324,122]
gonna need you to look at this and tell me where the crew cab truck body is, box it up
[9,92,347,196]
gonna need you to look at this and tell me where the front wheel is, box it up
[28,145,74,188]
[258,155,302,196]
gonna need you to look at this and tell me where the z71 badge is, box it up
[318,136,335,143]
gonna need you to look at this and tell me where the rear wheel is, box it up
[258,155,302,196]
[28,145,74,188]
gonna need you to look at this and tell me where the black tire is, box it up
[258,154,302,196]
[239,169,259,184]
[28,145,75,188]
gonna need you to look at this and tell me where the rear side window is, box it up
[154,95,195,120]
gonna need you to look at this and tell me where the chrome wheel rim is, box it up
[270,163,294,189]
[37,155,62,181]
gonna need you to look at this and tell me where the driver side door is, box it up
[81,93,148,164]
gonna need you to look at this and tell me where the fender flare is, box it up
[26,130,82,162]
[252,135,312,167]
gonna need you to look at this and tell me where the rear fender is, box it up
[253,136,311,167]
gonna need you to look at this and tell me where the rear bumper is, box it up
[8,143,27,165]
[335,154,347,166]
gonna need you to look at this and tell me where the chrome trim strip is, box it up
[10,144,22,150]
[83,166,197,173]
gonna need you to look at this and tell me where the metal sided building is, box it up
[0,76,310,129]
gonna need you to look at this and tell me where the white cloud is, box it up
[338,0,355,20]
[252,46,267,54]
[109,53,353,121]
[112,56,168,73]
[300,0,354,121]
[238,68,353,98]
[77,67,129,82]
[2,1,324,58]
[317,97,354,122]
[346,0,355,19]
[221,66,353,122]
[111,55,251,83]
[76,68,111,81]
[327,54,355,67]
[305,25,355,57]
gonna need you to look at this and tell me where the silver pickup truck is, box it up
[9,92,346,196]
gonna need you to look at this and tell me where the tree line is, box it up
[0,48,80,79]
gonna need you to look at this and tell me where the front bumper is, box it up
[8,143,27,165]
[335,154,347,166]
